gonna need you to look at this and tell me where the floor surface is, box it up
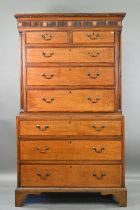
[0,174,140,210]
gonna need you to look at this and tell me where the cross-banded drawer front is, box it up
[26,31,68,44]
[20,140,122,161]
[73,31,115,44]
[27,67,115,86]
[27,89,115,112]
[20,164,122,187]
[19,119,122,136]
[26,47,114,63]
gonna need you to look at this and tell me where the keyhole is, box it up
[69,48,71,52]
[69,90,72,94]
[69,141,72,144]
[69,120,71,124]
[70,165,72,168]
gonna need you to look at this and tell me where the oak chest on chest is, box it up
[15,13,127,207]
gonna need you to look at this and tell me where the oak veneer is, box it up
[26,31,68,44]
[26,47,114,63]
[27,67,115,86]
[19,119,122,136]
[73,31,115,44]
[20,140,122,161]
[20,164,122,187]
[15,13,127,207]
[27,89,115,112]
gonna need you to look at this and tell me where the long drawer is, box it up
[20,140,122,161]
[27,89,115,112]
[19,119,122,136]
[20,164,122,187]
[26,47,114,63]
[27,67,115,86]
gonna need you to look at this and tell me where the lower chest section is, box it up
[17,114,124,188]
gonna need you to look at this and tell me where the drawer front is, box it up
[73,31,114,44]
[26,47,114,63]
[27,67,115,86]
[26,31,68,44]
[27,89,115,112]
[20,164,122,187]
[19,120,122,136]
[20,140,122,161]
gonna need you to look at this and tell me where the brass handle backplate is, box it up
[42,33,54,41]
[92,125,105,131]
[87,32,100,40]
[36,172,50,179]
[41,73,54,79]
[42,51,54,58]
[92,147,105,153]
[42,97,55,103]
[87,97,100,103]
[87,72,100,79]
[35,124,49,131]
[36,146,49,153]
[92,173,106,179]
[88,51,100,57]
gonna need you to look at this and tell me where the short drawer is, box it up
[20,140,122,161]
[26,31,68,44]
[26,47,114,63]
[20,164,122,187]
[27,67,115,86]
[73,31,114,44]
[27,89,115,112]
[19,119,122,136]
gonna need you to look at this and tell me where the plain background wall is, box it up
[0,0,140,175]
